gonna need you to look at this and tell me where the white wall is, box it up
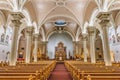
[0,26,12,62]
[108,26,120,62]
[47,32,73,59]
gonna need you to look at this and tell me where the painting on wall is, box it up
[0,33,5,44]
[109,27,120,62]
[116,33,120,42]
[112,35,116,43]
[5,35,9,45]
[0,34,9,45]
[109,33,120,44]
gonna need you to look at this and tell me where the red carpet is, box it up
[48,63,73,80]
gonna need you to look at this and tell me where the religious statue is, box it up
[0,33,5,43]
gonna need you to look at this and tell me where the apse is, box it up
[47,32,73,59]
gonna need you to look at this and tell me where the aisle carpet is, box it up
[48,63,73,80]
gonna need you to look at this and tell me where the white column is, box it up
[73,41,76,54]
[73,41,79,54]
[88,27,96,63]
[76,41,79,54]
[82,33,88,62]
[10,12,24,66]
[33,34,39,62]
[25,27,34,63]
[97,12,112,66]
[42,41,48,54]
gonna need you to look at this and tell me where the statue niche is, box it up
[55,42,66,61]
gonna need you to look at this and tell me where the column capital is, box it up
[12,20,22,27]
[34,34,39,38]
[87,27,96,36]
[97,12,111,26]
[99,19,110,27]
[41,41,48,44]
[11,12,24,27]
[25,27,34,36]
[73,41,79,44]
[11,12,24,20]
[97,12,111,20]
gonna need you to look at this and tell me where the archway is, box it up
[47,32,74,59]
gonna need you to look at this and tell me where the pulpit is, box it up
[55,42,66,61]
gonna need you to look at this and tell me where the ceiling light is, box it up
[55,20,67,26]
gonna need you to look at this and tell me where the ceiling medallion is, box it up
[56,0,65,7]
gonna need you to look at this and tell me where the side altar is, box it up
[55,42,66,61]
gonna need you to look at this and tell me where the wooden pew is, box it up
[0,61,56,80]
[65,61,120,80]
[0,75,35,80]
[86,75,120,80]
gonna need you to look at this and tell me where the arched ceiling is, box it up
[24,0,97,41]
[25,0,95,27]
[0,0,120,41]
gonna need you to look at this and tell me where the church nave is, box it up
[0,0,120,80]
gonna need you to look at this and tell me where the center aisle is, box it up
[48,62,73,80]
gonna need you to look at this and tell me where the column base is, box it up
[84,60,87,62]
[91,59,96,64]
[105,62,112,66]
[34,59,37,62]
[84,57,87,62]
[9,62,16,66]
[25,59,30,63]
[34,54,37,62]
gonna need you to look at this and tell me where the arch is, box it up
[19,22,28,34]
[39,15,79,41]
[64,6,81,26]
[0,1,13,11]
[17,33,23,55]
[22,8,32,26]
[0,11,6,26]
[107,0,115,10]
[46,30,75,41]
[115,11,120,27]
[42,14,79,26]
[33,21,39,34]
[38,6,81,30]
[109,0,120,11]
[40,27,45,41]
[89,8,99,26]
[38,6,58,29]
[17,33,26,59]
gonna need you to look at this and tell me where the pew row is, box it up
[0,61,56,80]
[65,61,120,80]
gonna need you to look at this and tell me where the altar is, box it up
[55,42,66,61]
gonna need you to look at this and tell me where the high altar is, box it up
[55,42,66,61]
